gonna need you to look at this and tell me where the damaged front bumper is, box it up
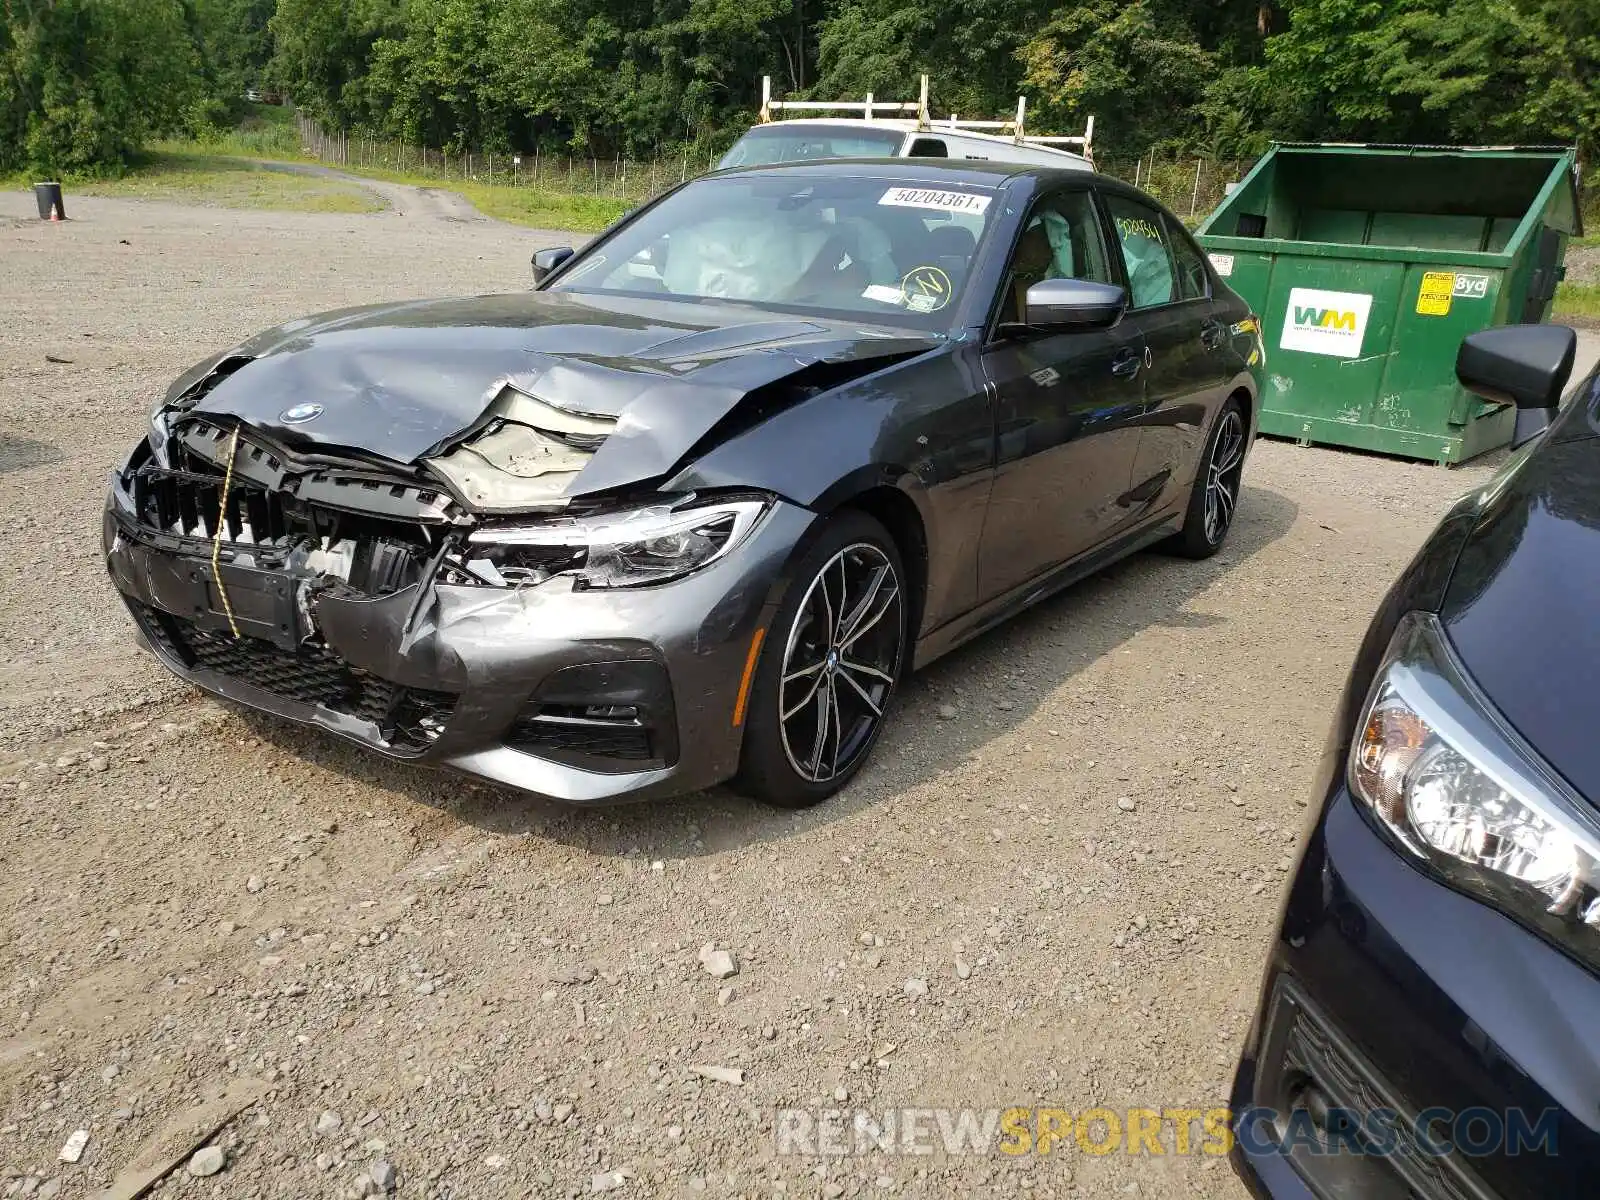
[102,467,816,805]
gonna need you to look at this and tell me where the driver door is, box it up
[977,187,1148,600]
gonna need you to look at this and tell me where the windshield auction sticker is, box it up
[879,188,992,215]
[1279,287,1373,359]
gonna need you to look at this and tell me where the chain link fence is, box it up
[1096,154,1255,222]
[298,115,723,204]
[299,115,1253,220]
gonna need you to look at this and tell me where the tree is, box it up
[0,0,202,175]
[1506,0,1600,159]
[267,0,401,127]
[195,0,276,93]
[1249,0,1598,156]
[1019,0,1215,154]
[815,0,1038,123]
[12,0,1582,176]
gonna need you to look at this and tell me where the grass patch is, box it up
[13,108,628,232]
[56,147,384,214]
[1553,282,1600,321]
[12,111,628,232]
[188,103,301,159]
[288,157,629,231]
[455,183,627,232]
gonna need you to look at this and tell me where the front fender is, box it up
[665,349,991,635]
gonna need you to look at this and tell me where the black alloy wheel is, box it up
[1204,407,1246,546]
[735,511,906,806]
[1172,398,1247,559]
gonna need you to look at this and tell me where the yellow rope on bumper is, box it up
[210,426,242,638]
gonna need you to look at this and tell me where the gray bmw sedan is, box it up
[103,160,1261,806]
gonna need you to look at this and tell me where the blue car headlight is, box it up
[1350,612,1600,956]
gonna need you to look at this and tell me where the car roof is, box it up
[709,157,1104,189]
[753,117,926,132]
[748,118,1091,164]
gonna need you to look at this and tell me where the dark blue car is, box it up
[1231,322,1600,1200]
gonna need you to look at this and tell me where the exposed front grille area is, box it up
[128,424,451,600]
[133,463,290,545]
[171,416,459,525]
[132,602,456,754]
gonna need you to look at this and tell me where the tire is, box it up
[734,510,907,807]
[1170,397,1247,560]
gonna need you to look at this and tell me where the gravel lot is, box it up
[1566,241,1598,287]
[2,186,1597,1200]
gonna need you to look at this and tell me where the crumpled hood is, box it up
[175,290,939,497]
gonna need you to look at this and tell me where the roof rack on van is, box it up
[757,75,1095,163]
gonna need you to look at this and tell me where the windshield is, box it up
[551,174,998,327]
[716,125,905,169]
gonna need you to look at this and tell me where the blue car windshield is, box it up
[551,174,999,328]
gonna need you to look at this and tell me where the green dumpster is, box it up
[1197,144,1583,464]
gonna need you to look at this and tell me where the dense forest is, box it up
[1,0,1596,175]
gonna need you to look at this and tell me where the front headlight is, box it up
[466,496,768,589]
[1350,612,1600,962]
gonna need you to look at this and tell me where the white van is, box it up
[716,77,1094,173]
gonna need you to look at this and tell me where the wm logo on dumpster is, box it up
[1293,305,1359,332]
[1280,288,1373,360]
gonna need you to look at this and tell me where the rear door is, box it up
[1100,190,1232,513]
[976,186,1149,599]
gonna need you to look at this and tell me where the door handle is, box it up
[1111,348,1142,379]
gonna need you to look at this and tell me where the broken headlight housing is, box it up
[1350,612,1600,967]
[466,497,768,589]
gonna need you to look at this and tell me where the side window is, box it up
[907,137,948,158]
[996,190,1114,326]
[1104,193,1177,309]
[1166,217,1209,301]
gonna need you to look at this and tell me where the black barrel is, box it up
[33,182,65,221]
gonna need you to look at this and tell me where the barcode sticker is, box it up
[878,188,991,215]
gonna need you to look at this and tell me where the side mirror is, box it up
[1023,279,1126,331]
[531,246,575,285]
[1456,324,1577,449]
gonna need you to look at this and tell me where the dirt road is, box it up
[252,161,494,224]
[1,188,1596,1200]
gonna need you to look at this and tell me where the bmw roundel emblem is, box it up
[279,403,324,425]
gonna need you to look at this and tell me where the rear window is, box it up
[717,125,905,170]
